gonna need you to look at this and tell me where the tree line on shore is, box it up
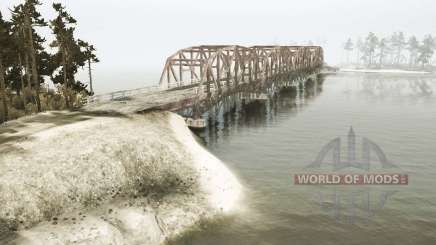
[342,32,435,70]
[0,0,98,123]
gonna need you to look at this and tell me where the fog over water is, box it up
[1,0,436,93]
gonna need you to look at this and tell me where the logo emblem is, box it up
[294,127,409,223]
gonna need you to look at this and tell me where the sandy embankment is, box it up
[0,111,242,244]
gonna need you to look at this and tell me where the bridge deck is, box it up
[0,87,197,149]
[83,86,198,114]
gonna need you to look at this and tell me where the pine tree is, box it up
[23,0,46,112]
[0,12,13,122]
[391,32,406,66]
[417,35,435,68]
[50,3,89,108]
[8,7,26,108]
[10,1,47,112]
[377,38,389,68]
[363,32,379,67]
[407,36,420,67]
[78,40,99,95]
[0,1,100,122]
[355,37,364,66]
[343,38,354,64]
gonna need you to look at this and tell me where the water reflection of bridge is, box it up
[193,75,325,145]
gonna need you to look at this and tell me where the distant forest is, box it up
[342,32,435,70]
[0,0,98,123]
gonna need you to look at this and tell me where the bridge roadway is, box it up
[83,85,198,114]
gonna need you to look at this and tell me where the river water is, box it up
[175,72,436,245]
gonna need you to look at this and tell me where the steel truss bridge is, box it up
[86,45,324,118]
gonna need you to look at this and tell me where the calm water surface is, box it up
[177,73,436,245]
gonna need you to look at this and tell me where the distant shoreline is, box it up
[339,68,432,74]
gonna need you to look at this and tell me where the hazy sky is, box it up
[1,0,436,93]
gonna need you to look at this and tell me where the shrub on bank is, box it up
[0,90,88,124]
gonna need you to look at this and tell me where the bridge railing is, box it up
[83,85,160,105]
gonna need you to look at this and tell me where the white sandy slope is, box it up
[0,111,242,244]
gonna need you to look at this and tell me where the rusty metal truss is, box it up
[159,45,323,114]
[160,45,323,88]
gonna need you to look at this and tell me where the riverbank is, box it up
[0,111,242,244]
